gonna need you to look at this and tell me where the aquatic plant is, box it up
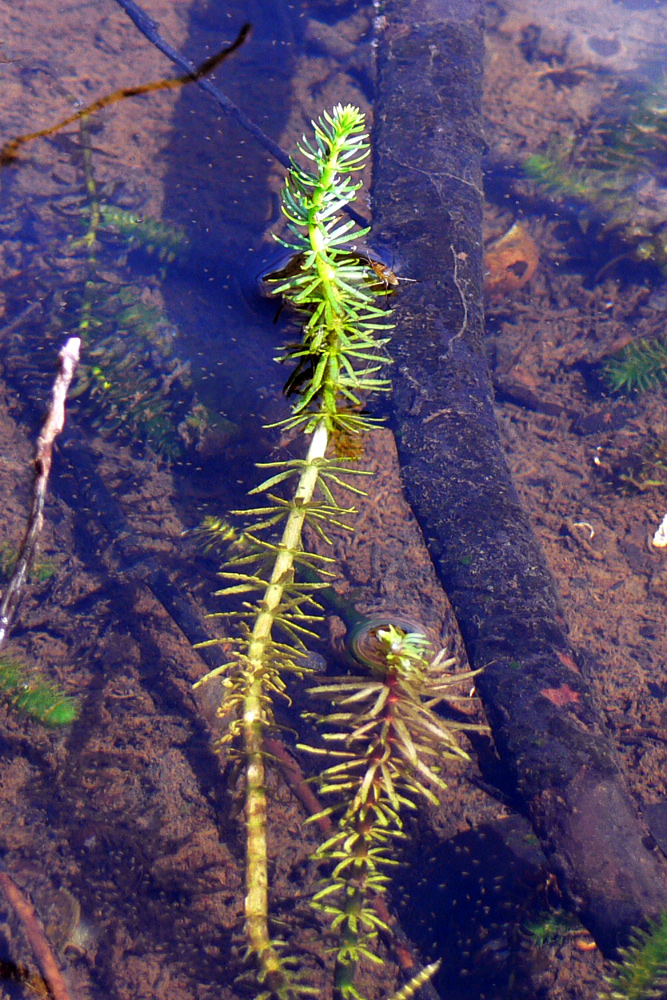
[66,278,192,455]
[98,205,189,262]
[0,543,56,585]
[602,912,667,1000]
[524,74,667,270]
[0,21,243,458]
[0,656,78,727]
[610,432,667,494]
[524,907,582,948]
[33,119,201,459]
[0,21,246,455]
[603,334,667,394]
[193,104,477,999]
[194,103,389,997]
[303,626,480,999]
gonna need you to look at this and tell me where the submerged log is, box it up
[371,0,667,953]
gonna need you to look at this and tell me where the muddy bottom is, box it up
[0,1,666,999]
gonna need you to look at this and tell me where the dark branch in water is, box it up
[112,0,369,228]
[0,22,250,165]
[113,0,292,167]
[372,0,667,955]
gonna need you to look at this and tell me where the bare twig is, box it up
[111,0,369,228]
[0,860,76,1000]
[0,337,81,649]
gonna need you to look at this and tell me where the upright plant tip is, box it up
[271,106,393,438]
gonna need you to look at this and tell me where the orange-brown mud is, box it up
[0,1,665,999]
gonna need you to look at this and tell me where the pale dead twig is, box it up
[0,336,81,648]
[0,337,80,998]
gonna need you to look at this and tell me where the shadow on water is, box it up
[395,816,556,1000]
[158,0,302,508]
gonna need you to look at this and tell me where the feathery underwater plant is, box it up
[603,334,667,394]
[12,117,201,460]
[303,626,482,1000]
[194,103,393,998]
[524,73,667,270]
[195,104,481,1000]
[601,912,667,1000]
[98,204,189,262]
[0,656,78,727]
[68,120,197,458]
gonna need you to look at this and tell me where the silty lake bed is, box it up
[1,1,667,998]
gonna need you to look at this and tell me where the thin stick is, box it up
[0,337,81,649]
[111,0,369,228]
[0,26,250,165]
[0,861,76,1000]
[113,0,291,168]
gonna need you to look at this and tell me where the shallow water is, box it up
[1,1,667,999]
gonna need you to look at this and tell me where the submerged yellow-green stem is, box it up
[243,419,329,988]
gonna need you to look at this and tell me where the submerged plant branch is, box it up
[194,105,392,997]
[303,627,483,1000]
[0,24,250,165]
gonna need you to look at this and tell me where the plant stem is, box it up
[244,418,329,987]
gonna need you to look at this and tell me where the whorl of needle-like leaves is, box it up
[602,910,667,1000]
[302,626,484,1000]
[604,334,667,394]
[270,104,393,435]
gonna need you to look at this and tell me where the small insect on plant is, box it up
[349,246,418,295]
[262,248,416,304]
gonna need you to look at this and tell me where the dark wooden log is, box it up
[371,0,667,954]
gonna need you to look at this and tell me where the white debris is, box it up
[653,514,667,549]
